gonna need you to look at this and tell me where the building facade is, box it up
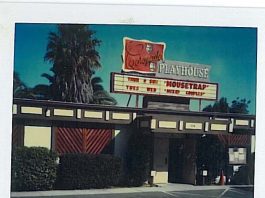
[12,98,255,184]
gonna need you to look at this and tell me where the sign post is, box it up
[126,94,132,107]
[136,95,139,108]
[199,99,202,112]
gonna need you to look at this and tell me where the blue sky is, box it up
[14,24,257,114]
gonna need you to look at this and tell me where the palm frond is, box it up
[41,73,54,83]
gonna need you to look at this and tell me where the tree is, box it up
[13,72,52,100]
[196,135,227,184]
[14,25,117,105]
[91,77,117,105]
[13,72,35,99]
[230,98,250,114]
[203,97,230,113]
[125,130,152,186]
[43,24,101,103]
[31,84,52,100]
[203,97,250,114]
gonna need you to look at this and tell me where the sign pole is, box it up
[127,94,132,107]
[136,94,139,108]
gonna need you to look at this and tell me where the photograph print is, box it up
[11,23,256,197]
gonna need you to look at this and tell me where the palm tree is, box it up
[32,84,51,100]
[43,24,101,103]
[13,72,35,99]
[91,77,117,105]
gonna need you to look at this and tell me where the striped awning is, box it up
[217,134,251,146]
[56,127,113,155]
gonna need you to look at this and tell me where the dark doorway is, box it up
[168,139,183,183]
[169,138,197,184]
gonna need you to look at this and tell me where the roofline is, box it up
[13,98,255,119]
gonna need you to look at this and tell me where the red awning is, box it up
[217,134,251,146]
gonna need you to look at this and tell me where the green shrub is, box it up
[56,154,122,189]
[125,131,152,187]
[11,147,58,191]
[196,135,227,182]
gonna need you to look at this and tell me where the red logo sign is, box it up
[122,37,166,73]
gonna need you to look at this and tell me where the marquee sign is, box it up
[122,37,166,73]
[111,73,218,100]
[156,60,211,82]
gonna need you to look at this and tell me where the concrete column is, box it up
[251,135,255,153]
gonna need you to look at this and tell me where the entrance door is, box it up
[182,139,197,184]
[169,139,183,183]
[169,138,197,184]
[153,137,169,183]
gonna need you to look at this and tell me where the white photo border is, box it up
[1,2,265,198]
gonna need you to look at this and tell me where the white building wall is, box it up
[24,126,52,149]
[251,135,255,153]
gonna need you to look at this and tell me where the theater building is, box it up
[12,96,255,184]
[12,37,255,184]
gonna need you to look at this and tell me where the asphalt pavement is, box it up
[11,184,254,198]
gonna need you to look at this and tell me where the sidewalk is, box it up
[11,183,253,197]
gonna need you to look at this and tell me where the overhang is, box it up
[13,98,255,135]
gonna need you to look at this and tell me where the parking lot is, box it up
[11,186,254,198]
